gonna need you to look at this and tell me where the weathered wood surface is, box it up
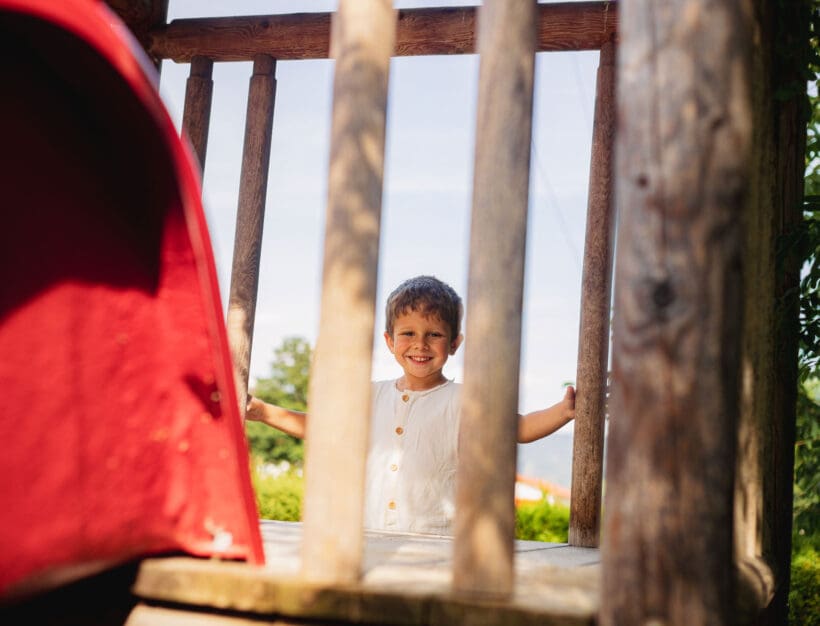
[735,1,808,623]
[301,0,394,585]
[129,521,600,626]
[147,2,618,63]
[454,0,536,599]
[601,0,752,624]
[568,39,616,550]
[181,56,214,172]
[226,55,277,415]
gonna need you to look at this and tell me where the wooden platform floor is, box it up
[129,520,601,626]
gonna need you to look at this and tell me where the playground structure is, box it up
[0,0,809,624]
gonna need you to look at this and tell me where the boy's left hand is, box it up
[564,385,576,421]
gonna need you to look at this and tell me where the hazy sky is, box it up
[158,2,600,469]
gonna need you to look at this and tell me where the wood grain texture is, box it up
[568,40,616,550]
[735,1,808,623]
[301,0,395,585]
[147,2,618,63]
[226,56,277,416]
[600,1,753,624]
[453,0,536,599]
[181,56,214,173]
[130,522,600,626]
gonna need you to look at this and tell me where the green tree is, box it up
[796,15,820,536]
[245,336,311,466]
[795,380,820,536]
[788,15,820,623]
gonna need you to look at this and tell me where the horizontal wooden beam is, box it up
[148,2,618,63]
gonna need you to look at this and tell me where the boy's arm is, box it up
[245,396,307,439]
[517,386,575,443]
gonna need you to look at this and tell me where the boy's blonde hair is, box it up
[385,276,463,340]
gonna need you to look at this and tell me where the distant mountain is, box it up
[517,431,575,489]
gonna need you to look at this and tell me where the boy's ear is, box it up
[384,330,395,352]
[449,333,464,355]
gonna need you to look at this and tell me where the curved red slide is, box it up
[0,0,264,598]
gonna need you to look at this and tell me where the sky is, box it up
[159,1,601,482]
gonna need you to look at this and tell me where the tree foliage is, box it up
[795,381,820,535]
[801,23,820,383]
[795,11,820,537]
[245,336,311,466]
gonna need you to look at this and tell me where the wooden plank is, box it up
[260,521,600,579]
[568,39,616,549]
[300,0,395,585]
[181,56,214,172]
[127,604,267,626]
[600,0,752,624]
[453,0,536,599]
[130,522,600,626]
[226,55,277,415]
[147,2,618,63]
[129,523,772,624]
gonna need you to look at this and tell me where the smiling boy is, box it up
[246,275,575,534]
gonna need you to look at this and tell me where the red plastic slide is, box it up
[0,0,264,598]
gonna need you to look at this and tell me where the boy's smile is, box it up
[385,309,463,391]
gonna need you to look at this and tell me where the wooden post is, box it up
[226,55,276,415]
[601,1,752,624]
[735,1,809,622]
[569,39,616,548]
[765,4,808,619]
[181,56,214,172]
[301,0,395,584]
[453,0,536,598]
[105,0,168,70]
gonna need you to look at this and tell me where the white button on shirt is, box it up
[364,379,461,535]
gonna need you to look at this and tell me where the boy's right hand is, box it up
[242,397,306,438]
[245,395,266,421]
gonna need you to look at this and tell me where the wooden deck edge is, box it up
[131,557,596,626]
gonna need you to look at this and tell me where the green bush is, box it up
[515,498,570,543]
[251,464,303,521]
[790,532,820,626]
[245,420,304,465]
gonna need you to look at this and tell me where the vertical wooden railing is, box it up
[453,0,536,598]
[569,39,616,548]
[226,55,277,415]
[301,0,396,584]
[181,55,214,171]
[133,4,802,621]
[162,0,622,595]
[601,0,751,623]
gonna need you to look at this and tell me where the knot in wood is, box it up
[651,279,675,310]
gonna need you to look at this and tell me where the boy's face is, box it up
[384,309,463,390]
